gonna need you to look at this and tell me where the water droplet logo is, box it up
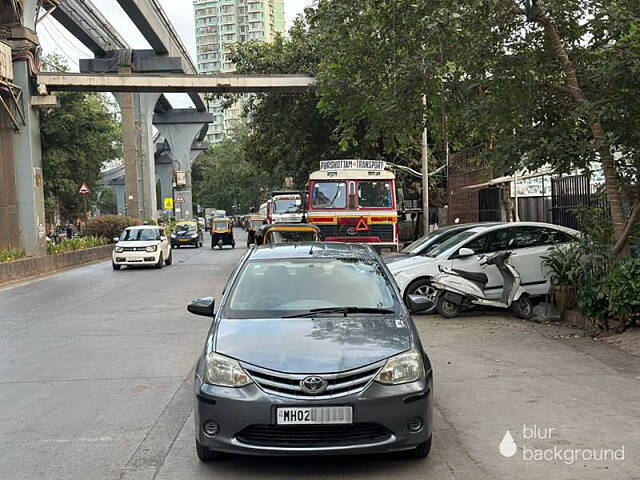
[499,430,517,457]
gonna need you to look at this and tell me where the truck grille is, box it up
[317,224,394,242]
[235,423,391,448]
[242,361,384,400]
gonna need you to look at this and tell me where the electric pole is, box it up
[422,94,430,236]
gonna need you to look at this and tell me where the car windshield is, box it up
[422,231,477,258]
[226,258,397,318]
[251,220,264,229]
[402,228,459,254]
[267,230,318,243]
[214,222,229,230]
[175,223,196,233]
[120,228,161,241]
[358,181,393,208]
[273,199,302,213]
[312,182,346,209]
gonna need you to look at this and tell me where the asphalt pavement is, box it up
[1,230,638,480]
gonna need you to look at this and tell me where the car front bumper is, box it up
[194,371,433,456]
[112,250,160,265]
[172,237,198,246]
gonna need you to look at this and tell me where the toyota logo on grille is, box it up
[300,376,328,395]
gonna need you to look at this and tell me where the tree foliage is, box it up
[191,131,275,213]
[40,55,122,222]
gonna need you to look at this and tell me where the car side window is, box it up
[462,233,492,254]
[512,227,547,249]
[543,228,575,244]
[487,229,515,251]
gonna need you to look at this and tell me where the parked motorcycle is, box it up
[427,250,533,319]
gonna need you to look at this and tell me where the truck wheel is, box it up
[436,294,461,318]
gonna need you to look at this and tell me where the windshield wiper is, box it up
[284,307,395,318]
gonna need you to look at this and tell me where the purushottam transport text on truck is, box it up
[306,160,399,251]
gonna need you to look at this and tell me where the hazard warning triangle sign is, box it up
[175,192,186,203]
[355,217,369,232]
[76,183,91,195]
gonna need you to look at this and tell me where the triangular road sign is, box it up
[355,217,369,232]
[77,183,91,195]
[175,192,186,203]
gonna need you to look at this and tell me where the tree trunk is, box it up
[533,3,628,249]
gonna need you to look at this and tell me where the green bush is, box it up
[47,236,108,255]
[604,258,640,322]
[0,248,27,263]
[85,215,140,242]
[542,245,582,285]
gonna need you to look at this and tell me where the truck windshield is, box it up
[312,182,346,209]
[273,199,301,213]
[358,181,393,208]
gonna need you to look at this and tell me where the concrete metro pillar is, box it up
[116,90,160,220]
[153,110,212,220]
[9,1,47,256]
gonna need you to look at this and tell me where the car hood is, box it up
[387,255,436,272]
[384,253,410,264]
[116,240,159,248]
[214,316,412,373]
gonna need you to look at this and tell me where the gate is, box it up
[478,187,501,221]
[551,175,595,229]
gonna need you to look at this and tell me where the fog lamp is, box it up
[407,416,423,432]
[203,421,219,437]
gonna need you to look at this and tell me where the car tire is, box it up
[112,262,121,270]
[436,294,461,318]
[196,439,224,462]
[404,278,438,315]
[155,253,164,269]
[511,294,533,319]
[412,435,432,459]
[165,250,172,266]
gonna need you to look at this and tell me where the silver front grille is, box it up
[242,361,384,400]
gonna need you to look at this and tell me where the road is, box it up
[1,230,638,480]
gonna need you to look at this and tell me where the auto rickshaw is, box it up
[255,224,322,246]
[245,215,267,247]
[210,218,235,249]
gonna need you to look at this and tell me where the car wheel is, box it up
[404,279,438,314]
[155,253,164,269]
[436,294,461,318]
[412,435,432,459]
[112,262,121,270]
[165,250,172,266]
[196,439,224,462]
[511,294,533,319]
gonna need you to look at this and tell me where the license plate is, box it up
[179,238,190,242]
[276,406,353,425]
[127,258,143,262]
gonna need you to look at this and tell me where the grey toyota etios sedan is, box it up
[187,243,433,461]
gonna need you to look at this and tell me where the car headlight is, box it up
[145,245,158,252]
[190,232,198,238]
[115,246,124,253]
[204,352,253,387]
[374,349,425,385]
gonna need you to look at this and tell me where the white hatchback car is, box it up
[389,222,580,312]
[112,225,172,270]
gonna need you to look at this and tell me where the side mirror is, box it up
[457,247,475,257]
[406,294,435,314]
[187,297,215,317]
[113,237,119,242]
[160,236,167,241]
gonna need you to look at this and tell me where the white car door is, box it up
[511,226,578,296]
[449,230,512,300]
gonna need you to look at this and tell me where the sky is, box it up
[38,0,314,106]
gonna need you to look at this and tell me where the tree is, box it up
[192,130,275,213]
[40,55,122,222]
